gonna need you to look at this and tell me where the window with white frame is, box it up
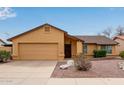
[83,43,88,54]
[101,45,112,54]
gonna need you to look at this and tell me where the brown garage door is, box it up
[19,43,58,60]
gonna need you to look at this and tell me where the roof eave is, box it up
[67,34,84,42]
[7,23,68,41]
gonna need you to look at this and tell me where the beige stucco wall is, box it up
[115,38,124,55]
[11,25,65,60]
[77,41,83,55]
[112,45,117,55]
[86,44,97,56]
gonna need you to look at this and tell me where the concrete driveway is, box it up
[0,61,57,85]
[0,60,124,85]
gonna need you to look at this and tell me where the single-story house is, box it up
[113,35,124,54]
[8,23,83,60]
[8,23,118,60]
[75,36,118,58]
[0,39,12,52]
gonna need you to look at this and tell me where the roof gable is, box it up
[8,23,67,41]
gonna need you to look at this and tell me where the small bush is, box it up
[93,50,107,58]
[0,50,11,62]
[74,53,92,71]
[119,51,124,58]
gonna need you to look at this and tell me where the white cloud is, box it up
[0,7,16,20]
[109,7,124,11]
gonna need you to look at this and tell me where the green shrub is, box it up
[0,50,11,62]
[93,50,107,58]
[119,51,124,58]
[74,53,92,71]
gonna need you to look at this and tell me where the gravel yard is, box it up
[51,60,124,78]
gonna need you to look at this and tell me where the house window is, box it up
[83,43,88,54]
[101,45,112,54]
[44,26,51,32]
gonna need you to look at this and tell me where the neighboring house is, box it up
[0,39,6,46]
[8,23,118,60]
[113,35,124,54]
[0,39,12,52]
[75,36,118,58]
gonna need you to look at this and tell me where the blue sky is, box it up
[0,7,124,41]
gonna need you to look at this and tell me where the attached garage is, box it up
[8,23,83,60]
[19,43,58,60]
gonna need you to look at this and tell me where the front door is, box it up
[64,44,71,58]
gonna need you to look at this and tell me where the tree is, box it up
[102,27,112,38]
[116,26,124,36]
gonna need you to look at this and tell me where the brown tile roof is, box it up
[67,34,84,42]
[75,35,118,45]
